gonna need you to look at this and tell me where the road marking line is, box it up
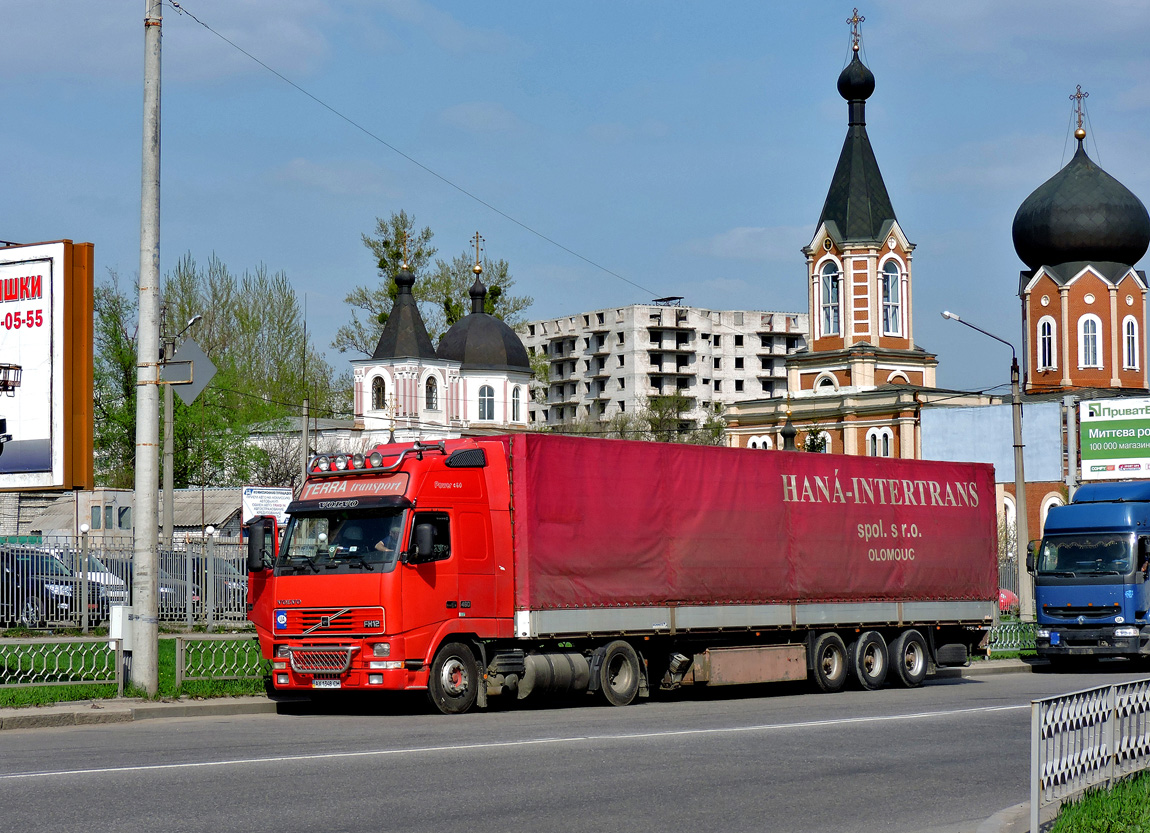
[0,703,1027,782]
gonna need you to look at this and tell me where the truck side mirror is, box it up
[1025,540,1037,574]
[247,518,268,572]
[406,524,437,565]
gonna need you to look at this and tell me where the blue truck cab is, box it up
[1028,481,1150,659]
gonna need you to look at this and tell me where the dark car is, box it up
[190,555,248,619]
[0,547,110,628]
[101,556,201,621]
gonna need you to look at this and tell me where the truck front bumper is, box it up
[1035,626,1150,657]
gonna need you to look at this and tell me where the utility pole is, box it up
[162,326,174,550]
[132,0,163,695]
[300,396,309,492]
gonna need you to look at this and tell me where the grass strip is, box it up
[1053,771,1150,833]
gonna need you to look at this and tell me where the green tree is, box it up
[92,255,351,489]
[802,424,829,453]
[336,210,533,354]
[545,394,725,446]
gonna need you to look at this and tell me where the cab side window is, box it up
[410,512,451,562]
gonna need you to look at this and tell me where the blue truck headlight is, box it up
[1035,628,1050,639]
[1115,626,1139,638]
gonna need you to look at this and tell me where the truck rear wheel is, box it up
[848,631,888,690]
[598,640,641,706]
[889,629,928,688]
[428,641,479,715]
[812,632,848,693]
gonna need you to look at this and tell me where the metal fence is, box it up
[1031,677,1150,832]
[0,637,124,696]
[0,635,264,695]
[987,620,1036,655]
[175,634,266,686]
[0,535,248,630]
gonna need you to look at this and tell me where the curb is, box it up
[0,696,278,731]
[932,659,1035,680]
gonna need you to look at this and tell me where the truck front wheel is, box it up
[812,632,848,693]
[428,641,479,715]
[889,629,928,688]
[598,640,641,706]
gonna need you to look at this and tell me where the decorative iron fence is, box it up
[1031,677,1150,832]
[0,637,124,696]
[987,620,1035,655]
[0,535,248,630]
[175,634,266,686]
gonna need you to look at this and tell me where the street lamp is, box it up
[161,313,202,550]
[941,310,1032,621]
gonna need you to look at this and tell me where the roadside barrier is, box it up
[1031,677,1150,832]
[175,634,266,686]
[0,637,124,697]
[987,620,1035,655]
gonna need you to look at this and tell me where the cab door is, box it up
[399,511,457,662]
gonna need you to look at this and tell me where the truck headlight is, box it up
[371,642,391,657]
[1035,628,1050,638]
[1115,626,1139,637]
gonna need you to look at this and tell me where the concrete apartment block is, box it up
[519,303,808,428]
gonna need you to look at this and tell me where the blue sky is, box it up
[5,1,1150,395]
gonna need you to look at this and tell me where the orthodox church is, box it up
[726,15,993,454]
[350,243,532,444]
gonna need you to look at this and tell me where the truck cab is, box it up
[1029,481,1150,660]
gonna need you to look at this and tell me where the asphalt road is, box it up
[1,666,1146,833]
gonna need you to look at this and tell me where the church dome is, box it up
[1012,138,1150,271]
[837,52,875,102]
[436,275,530,371]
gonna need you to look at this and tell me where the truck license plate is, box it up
[312,678,341,689]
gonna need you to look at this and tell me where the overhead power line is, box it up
[166,1,658,298]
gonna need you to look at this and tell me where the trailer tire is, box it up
[812,632,848,693]
[848,631,888,690]
[889,629,928,688]
[428,641,479,715]
[598,640,641,706]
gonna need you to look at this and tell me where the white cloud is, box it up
[270,157,399,197]
[377,0,517,55]
[438,101,522,134]
[688,225,812,262]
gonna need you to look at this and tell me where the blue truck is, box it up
[1028,481,1150,662]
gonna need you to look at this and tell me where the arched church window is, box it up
[1124,316,1139,370]
[371,376,386,411]
[479,385,495,421]
[512,386,522,422]
[1078,315,1102,369]
[881,261,901,335]
[425,378,438,410]
[1037,317,1056,371]
[820,262,841,336]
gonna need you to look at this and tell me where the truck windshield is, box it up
[1036,534,1134,576]
[277,509,406,576]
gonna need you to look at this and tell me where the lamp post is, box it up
[161,312,202,551]
[941,311,1032,621]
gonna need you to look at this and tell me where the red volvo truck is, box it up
[247,434,997,714]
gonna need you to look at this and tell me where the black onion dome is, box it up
[1013,140,1150,271]
[837,52,875,101]
[436,276,530,371]
[371,267,437,360]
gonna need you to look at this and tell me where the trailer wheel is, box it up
[598,640,641,706]
[889,629,928,688]
[428,641,479,715]
[812,632,848,693]
[848,631,888,690]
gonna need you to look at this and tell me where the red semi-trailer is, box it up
[246,434,997,714]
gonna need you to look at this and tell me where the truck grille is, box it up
[279,606,385,635]
[288,645,356,674]
[1042,604,1120,620]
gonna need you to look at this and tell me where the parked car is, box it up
[101,557,201,620]
[0,547,110,627]
[191,555,248,618]
[53,549,129,606]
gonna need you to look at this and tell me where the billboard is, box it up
[1079,398,1150,481]
[0,241,93,490]
[241,486,294,526]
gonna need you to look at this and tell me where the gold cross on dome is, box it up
[471,231,485,275]
[400,231,410,269]
[847,8,865,51]
[1070,85,1089,130]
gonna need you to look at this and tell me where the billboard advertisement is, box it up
[0,241,93,490]
[1079,398,1150,481]
[241,486,294,526]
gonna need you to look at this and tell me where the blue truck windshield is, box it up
[1036,534,1134,576]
